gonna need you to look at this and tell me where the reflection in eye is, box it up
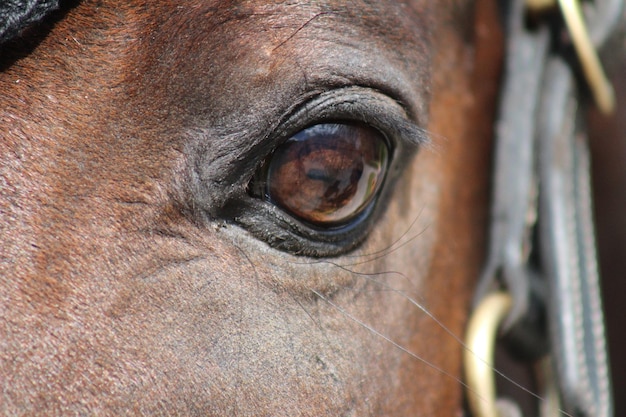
[259,123,389,227]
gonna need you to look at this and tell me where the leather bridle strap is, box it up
[467,0,623,414]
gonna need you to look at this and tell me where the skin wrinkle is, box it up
[0,0,502,415]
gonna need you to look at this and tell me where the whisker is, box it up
[311,267,574,417]
[292,224,430,272]
[341,207,426,259]
[367,278,572,415]
[291,208,429,269]
[316,259,417,291]
[335,226,431,268]
[272,11,336,52]
[308,287,493,410]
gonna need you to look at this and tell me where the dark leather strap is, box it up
[473,0,550,330]
[537,57,612,417]
[474,0,623,415]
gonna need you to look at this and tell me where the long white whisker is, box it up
[309,288,477,393]
[360,275,572,416]
[311,268,574,417]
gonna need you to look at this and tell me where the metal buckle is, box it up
[527,0,616,114]
[464,293,562,417]
[464,293,513,417]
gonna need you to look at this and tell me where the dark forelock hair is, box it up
[0,0,61,44]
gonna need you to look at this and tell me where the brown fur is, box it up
[0,0,507,415]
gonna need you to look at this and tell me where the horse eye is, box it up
[253,123,390,227]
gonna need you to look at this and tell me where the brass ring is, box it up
[464,292,513,417]
[559,0,615,114]
[526,0,616,114]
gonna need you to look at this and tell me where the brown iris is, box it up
[264,123,389,226]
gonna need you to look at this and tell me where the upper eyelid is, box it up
[208,86,427,196]
[245,88,427,194]
[272,86,429,149]
[187,85,426,228]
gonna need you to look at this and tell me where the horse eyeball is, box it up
[263,123,389,227]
